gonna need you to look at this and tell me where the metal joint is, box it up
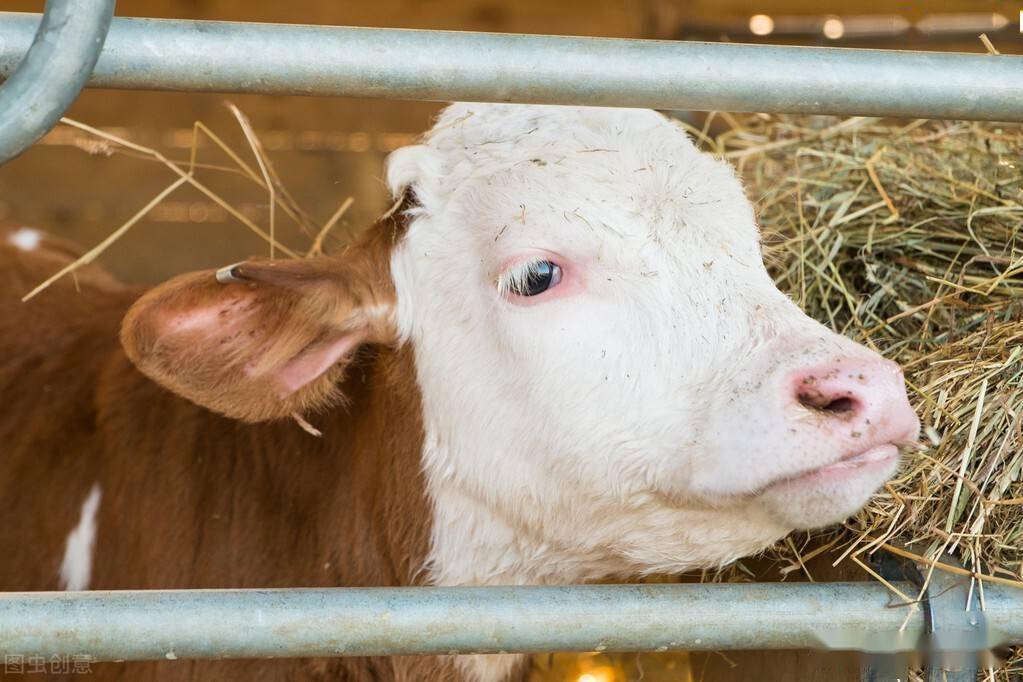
[0,0,115,165]
[923,557,986,681]
[862,550,991,681]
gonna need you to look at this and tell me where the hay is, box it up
[20,111,349,301]
[696,113,1022,677]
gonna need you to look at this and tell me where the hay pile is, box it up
[698,113,1022,671]
[723,115,1023,573]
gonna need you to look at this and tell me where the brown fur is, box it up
[121,225,399,423]
[0,219,508,681]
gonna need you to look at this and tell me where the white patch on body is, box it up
[58,483,102,591]
[7,227,42,252]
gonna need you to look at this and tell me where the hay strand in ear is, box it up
[22,175,191,301]
[292,412,323,438]
[20,112,322,300]
[59,118,298,257]
[308,197,355,257]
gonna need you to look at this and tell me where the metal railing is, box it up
[1,0,1022,675]
[2,582,1021,660]
[1,8,1023,132]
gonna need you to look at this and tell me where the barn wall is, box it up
[3,0,1013,283]
[0,0,655,283]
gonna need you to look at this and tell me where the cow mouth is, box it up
[766,444,900,491]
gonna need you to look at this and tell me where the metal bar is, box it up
[0,13,1021,122]
[2,583,1023,661]
[0,2,114,165]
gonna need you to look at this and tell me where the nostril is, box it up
[797,390,858,417]
[788,357,918,440]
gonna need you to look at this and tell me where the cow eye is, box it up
[509,260,562,297]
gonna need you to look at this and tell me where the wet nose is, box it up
[788,356,920,445]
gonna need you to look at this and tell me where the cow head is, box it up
[123,104,919,584]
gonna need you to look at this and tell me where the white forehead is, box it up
[387,104,759,264]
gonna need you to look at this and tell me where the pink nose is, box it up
[788,357,920,446]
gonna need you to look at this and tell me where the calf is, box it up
[0,104,919,682]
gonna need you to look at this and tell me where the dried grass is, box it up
[695,113,1023,678]
[21,110,342,301]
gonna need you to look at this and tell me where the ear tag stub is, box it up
[215,263,247,284]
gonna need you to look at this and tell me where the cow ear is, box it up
[121,240,395,423]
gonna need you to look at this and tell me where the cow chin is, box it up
[756,455,900,531]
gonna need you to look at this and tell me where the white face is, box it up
[389,104,919,582]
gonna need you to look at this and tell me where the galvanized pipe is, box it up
[0,13,1022,122]
[0,2,114,165]
[2,583,1022,660]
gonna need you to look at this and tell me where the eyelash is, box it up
[498,258,562,298]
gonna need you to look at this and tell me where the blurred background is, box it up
[0,2,1019,680]
[1,0,1019,284]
